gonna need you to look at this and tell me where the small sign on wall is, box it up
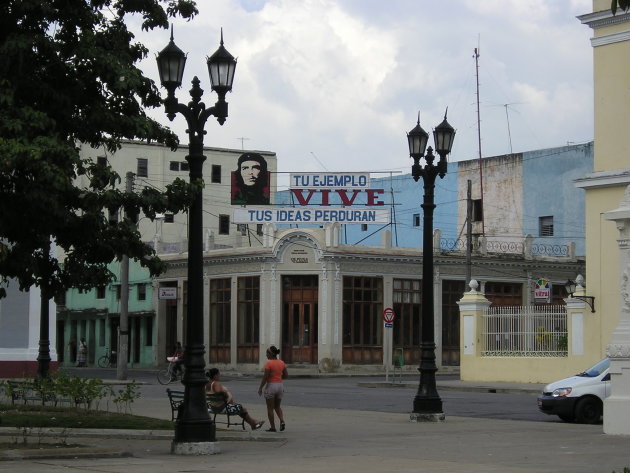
[159,287,177,300]
[534,278,551,303]
[289,248,310,264]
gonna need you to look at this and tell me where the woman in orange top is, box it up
[258,345,288,432]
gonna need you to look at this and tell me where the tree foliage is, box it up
[0,0,198,298]
[612,0,630,15]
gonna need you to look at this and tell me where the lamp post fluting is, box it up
[156,27,236,447]
[407,110,455,418]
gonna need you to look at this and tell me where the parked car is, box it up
[537,358,610,424]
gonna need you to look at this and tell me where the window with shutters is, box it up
[137,158,148,177]
[539,216,554,237]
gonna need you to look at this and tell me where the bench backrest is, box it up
[167,389,227,407]
[166,388,185,399]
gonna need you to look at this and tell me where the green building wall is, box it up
[56,260,156,368]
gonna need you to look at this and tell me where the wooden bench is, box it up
[166,389,246,429]
[206,392,246,430]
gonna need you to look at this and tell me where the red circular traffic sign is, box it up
[382,307,395,323]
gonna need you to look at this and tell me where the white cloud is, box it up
[138,0,595,183]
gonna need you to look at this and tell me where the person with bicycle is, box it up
[171,342,184,381]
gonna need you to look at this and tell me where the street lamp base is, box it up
[171,441,221,455]
[410,412,446,423]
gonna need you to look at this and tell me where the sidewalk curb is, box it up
[358,381,542,394]
[0,446,131,461]
[0,427,286,442]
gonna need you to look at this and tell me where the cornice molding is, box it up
[579,10,630,47]
[575,169,630,189]
[592,30,630,46]
[579,10,630,29]
[163,250,582,269]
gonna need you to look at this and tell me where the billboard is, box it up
[233,207,390,224]
[231,152,270,205]
[231,170,390,225]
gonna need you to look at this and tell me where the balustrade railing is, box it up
[438,233,574,259]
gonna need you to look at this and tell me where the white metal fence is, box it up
[481,305,568,357]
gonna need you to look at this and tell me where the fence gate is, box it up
[481,305,568,357]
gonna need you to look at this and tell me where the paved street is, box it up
[66,367,550,421]
[1,368,629,473]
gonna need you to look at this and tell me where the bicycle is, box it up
[156,358,184,385]
[97,347,117,368]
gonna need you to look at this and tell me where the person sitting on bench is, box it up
[206,368,265,431]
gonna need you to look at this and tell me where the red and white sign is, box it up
[159,287,177,300]
[382,307,395,323]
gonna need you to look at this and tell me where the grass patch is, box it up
[0,404,173,430]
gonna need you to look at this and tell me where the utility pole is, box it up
[466,180,473,287]
[117,171,133,380]
[473,47,486,236]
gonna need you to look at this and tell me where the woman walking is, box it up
[258,345,288,432]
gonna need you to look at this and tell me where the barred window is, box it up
[211,165,221,183]
[539,216,554,237]
[392,279,421,347]
[237,277,260,346]
[210,278,231,345]
[137,158,148,177]
[342,276,383,346]
[137,283,146,301]
[219,214,230,235]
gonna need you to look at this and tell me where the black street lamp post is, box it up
[407,110,455,419]
[156,28,236,449]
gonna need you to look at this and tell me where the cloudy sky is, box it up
[136,0,594,190]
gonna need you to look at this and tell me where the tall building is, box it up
[55,141,277,368]
[78,140,277,251]
[579,0,630,434]
[153,144,590,373]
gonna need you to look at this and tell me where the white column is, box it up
[603,185,630,435]
[565,294,586,356]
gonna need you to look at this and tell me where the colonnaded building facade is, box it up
[153,225,582,373]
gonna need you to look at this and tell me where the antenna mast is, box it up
[473,47,485,236]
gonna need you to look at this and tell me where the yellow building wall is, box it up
[584,0,630,362]
[593,44,630,171]
[585,187,626,356]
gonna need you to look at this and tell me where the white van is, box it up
[537,358,610,424]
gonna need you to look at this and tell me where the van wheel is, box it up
[575,397,601,424]
[558,414,574,422]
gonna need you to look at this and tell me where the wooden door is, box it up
[282,276,318,364]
